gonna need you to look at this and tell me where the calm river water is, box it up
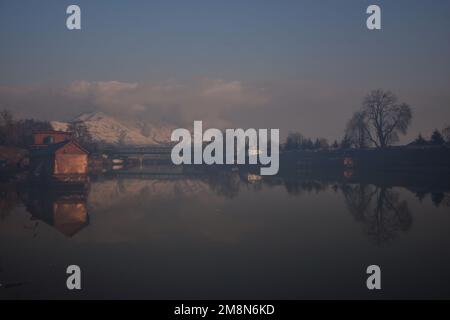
[1,168,450,299]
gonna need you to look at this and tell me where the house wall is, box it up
[54,154,88,174]
[53,142,88,175]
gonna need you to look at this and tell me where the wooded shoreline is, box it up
[2,144,450,180]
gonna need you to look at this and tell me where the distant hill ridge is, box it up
[50,112,173,146]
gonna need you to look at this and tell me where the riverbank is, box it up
[281,145,450,174]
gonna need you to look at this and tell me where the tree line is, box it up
[285,89,450,151]
[2,89,449,151]
[0,110,99,151]
[0,110,52,148]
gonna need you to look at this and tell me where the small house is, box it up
[29,130,89,185]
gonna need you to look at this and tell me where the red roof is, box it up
[32,130,72,135]
[30,139,89,156]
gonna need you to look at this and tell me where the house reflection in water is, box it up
[25,190,89,237]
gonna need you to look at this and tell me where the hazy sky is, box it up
[1,0,449,142]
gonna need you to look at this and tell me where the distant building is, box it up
[29,130,89,185]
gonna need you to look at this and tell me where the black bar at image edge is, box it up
[0,300,448,318]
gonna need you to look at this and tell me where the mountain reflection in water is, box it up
[0,166,449,299]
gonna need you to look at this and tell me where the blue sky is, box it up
[1,0,449,141]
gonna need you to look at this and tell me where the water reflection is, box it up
[0,189,88,238]
[23,189,89,237]
[416,191,449,208]
[341,184,412,245]
[0,185,18,220]
[268,177,415,245]
[1,168,449,244]
[1,167,450,299]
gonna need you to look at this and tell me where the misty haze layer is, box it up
[1,0,450,142]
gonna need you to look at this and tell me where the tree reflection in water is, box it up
[1,167,449,246]
[205,172,241,199]
[341,184,412,245]
[0,186,19,220]
[276,177,416,245]
[415,191,450,208]
[283,180,329,195]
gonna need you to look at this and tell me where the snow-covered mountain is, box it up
[51,112,174,145]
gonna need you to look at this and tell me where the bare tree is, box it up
[138,121,151,137]
[69,120,93,145]
[339,134,352,149]
[15,119,52,147]
[430,129,445,145]
[345,111,371,148]
[313,138,329,150]
[0,109,52,147]
[442,125,450,143]
[118,130,128,145]
[360,89,412,148]
[0,109,13,125]
[285,132,304,150]
[411,133,427,146]
[331,140,339,149]
[0,109,14,145]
